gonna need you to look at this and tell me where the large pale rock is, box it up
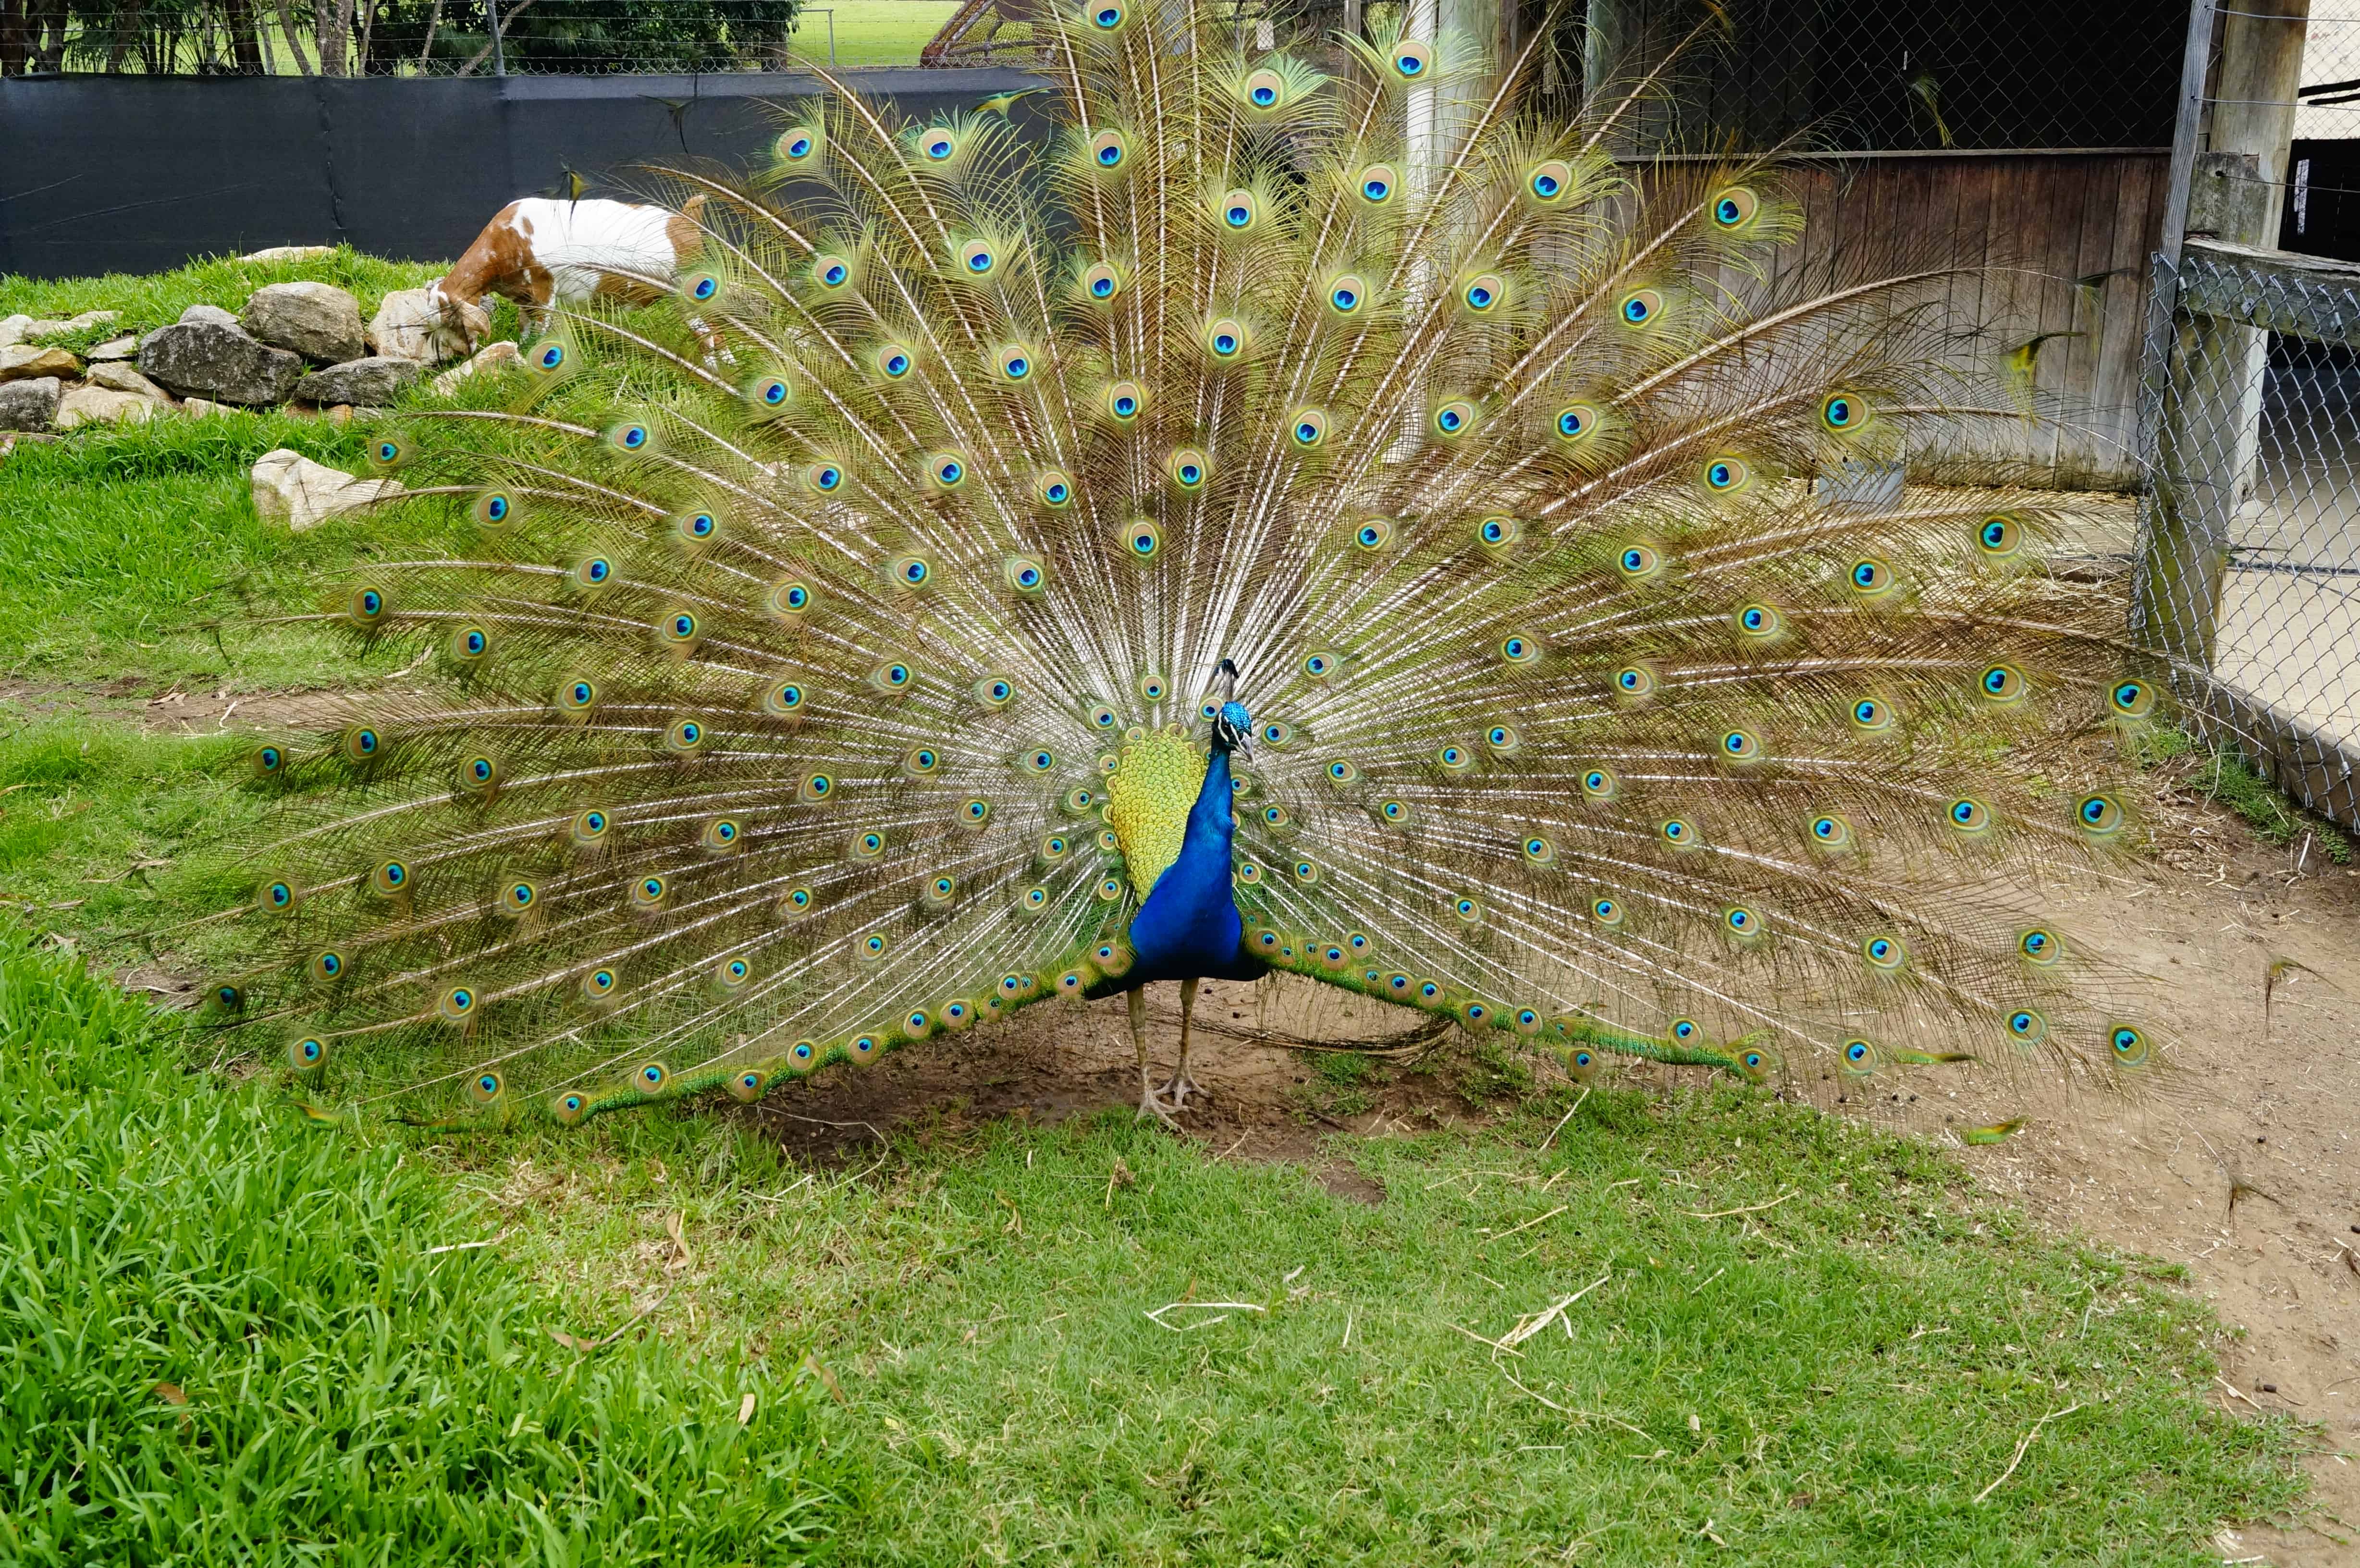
[0,377,60,432]
[430,340,523,395]
[239,244,335,262]
[180,303,239,328]
[0,310,118,345]
[85,361,171,402]
[84,334,139,362]
[139,321,303,405]
[250,448,404,532]
[30,310,118,339]
[367,287,472,364]
[0,345,80,382]
[182,397,235,419]
[55,384,157,429]
[241,282,366,364]
[293,355,418,407]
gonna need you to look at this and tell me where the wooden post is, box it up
[2137,0,2309,667]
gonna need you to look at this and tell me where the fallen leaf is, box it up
[801,1352,848,1405]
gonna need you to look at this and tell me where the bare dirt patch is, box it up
[0,675,348,735]
[747,980,1475,1171]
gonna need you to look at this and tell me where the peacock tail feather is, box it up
[215,3,2163,1126]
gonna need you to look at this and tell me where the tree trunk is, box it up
[29,0,63,70]
[0,0,27,76]
[106,0,139,71]
[223,0,264,72]
[316,0,355,74]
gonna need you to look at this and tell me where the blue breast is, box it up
[1120,749,1267,987]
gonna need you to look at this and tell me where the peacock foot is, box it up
[1159,1071,1205,1109]
[1135,1085,1181,1128]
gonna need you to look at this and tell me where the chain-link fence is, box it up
[904,0,2196,134]
[2133,4,2360,831]
[1517,0,2182,152]
[2137,246,2360,828]
[0,0,943,74]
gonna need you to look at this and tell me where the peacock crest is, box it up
[217,2,2160,1130]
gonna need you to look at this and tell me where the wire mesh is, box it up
[0,0,894,75]
[2134,245,2360,828]
[1521,0,2182,153]
[917,0,2189,138]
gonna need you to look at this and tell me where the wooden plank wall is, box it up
[1681,150,2171,491]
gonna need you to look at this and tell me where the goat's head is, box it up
[424,277,492,351]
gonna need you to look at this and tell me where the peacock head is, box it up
[1209,657,1252,758]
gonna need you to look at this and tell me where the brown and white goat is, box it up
[427,194,708,345]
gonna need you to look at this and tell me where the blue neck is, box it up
[1119,747,1266,987]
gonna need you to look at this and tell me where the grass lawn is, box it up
[787,0,961,67]
[0,250,2317,1564]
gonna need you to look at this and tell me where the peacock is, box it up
[212,2,2164,1133]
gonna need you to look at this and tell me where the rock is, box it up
[55,384,157,429]
[138,321,304,405]
[367,287,473,364]
[250,447,404,532]
[0,311,111,344]
[182,397,232,419]
[293,355,418,407]
[0,377,60,432]
[85,361,172,402]
[431,339,523,395]
[85,334,140,362]
[238,244,336,262]
[241,282,366,364]
[25,310,119,340]
[180,303,240,328]
[0,345,80,382]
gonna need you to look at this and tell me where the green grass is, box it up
[0,934,850,1565]
[379,1076,2306,1566]
[787,1,959,66]
[0,247,522,689]
[0,247,443,339]
[0,416,468,688]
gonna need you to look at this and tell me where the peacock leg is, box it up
[1129,987,1178,1127]
[1161,977,1204,1107]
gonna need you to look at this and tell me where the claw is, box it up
[1160,1071,1204,1109]
[1136,1087,1180,1127]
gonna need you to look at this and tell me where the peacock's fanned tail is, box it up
[215,3,2164,1126]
